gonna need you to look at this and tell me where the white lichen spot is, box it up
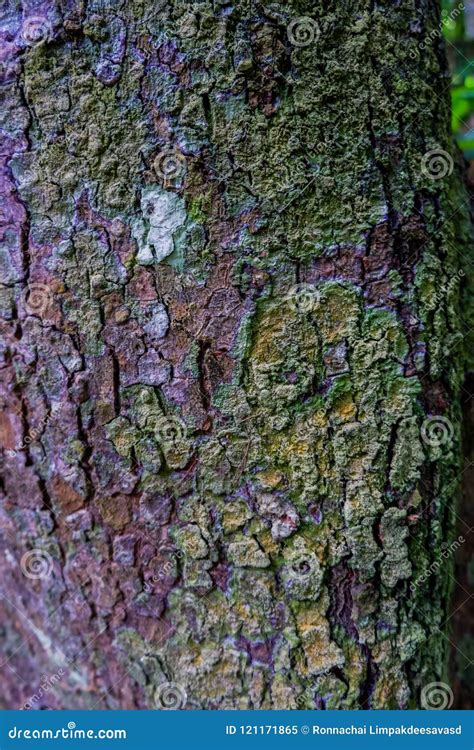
[132,186,186,265]
[139,302,170,340]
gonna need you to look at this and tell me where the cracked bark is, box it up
[0,0,473,710]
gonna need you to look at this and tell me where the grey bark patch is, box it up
[132,187,186,265]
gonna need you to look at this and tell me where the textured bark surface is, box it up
[0,0,472,709]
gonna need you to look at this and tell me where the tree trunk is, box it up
[0,0,472,710]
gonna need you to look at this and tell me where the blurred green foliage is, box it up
[443,0,474,157]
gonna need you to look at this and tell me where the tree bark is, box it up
[0,0,472,710]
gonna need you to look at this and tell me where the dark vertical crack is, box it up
[111,350,121,417]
